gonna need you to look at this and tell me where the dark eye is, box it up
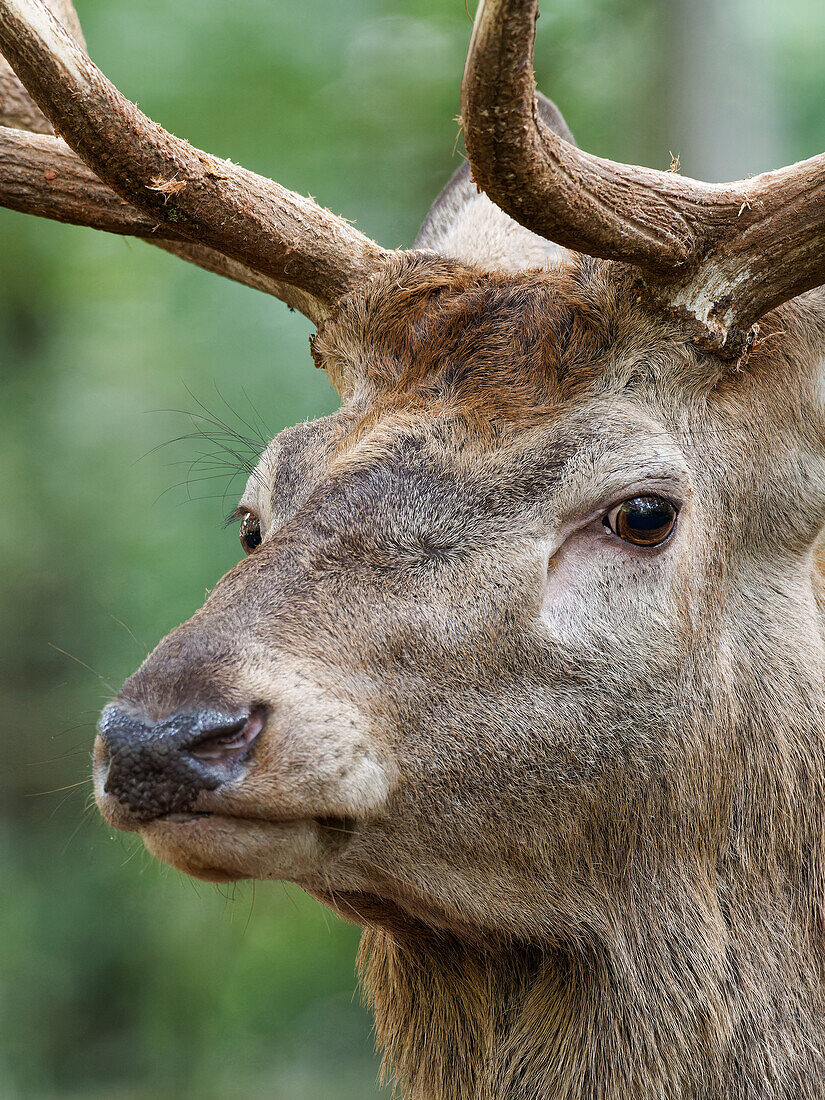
[239,511,262,554]
[605,496,678,547]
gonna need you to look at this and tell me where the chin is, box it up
[137,812,343,885]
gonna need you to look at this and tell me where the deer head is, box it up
[3,1,825,1097]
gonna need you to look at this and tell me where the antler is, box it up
[0,0,390,322]
[0,126,324,314]
[462,0,825,357]
[0,0,80,130]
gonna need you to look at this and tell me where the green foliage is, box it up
[0,0,822,1095]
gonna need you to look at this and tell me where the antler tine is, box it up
[461,0,702,274]
[462,0,825,357]
[0,0,81,131]
[0,0,389,322]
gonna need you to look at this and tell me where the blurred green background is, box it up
[1,0,823,1096]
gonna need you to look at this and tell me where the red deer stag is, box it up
[2,0,825,1096]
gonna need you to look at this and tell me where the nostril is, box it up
[188,707,266,766]
[97,703,266,820]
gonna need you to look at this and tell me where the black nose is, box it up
[97,705,264,820]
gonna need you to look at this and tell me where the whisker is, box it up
[140,388,274,522]
[152,471,245,506]
[62,808,93,854]
[26,748,92,766]
[120,838,144,868]
[280,880,302,915]
[241,385,272,439]
[48,643,117,694]
[110,615,145,650]
[184,383,258,444]
[29,778,92,797]
[214,381,269,447]
[50,785,91,822]
[244,879,257,936]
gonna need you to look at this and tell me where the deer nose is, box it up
[97,704,265,820]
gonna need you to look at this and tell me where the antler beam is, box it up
[462,0,825,356]
[0,126,324,313]
[0,125,176,235]
[0,0,389,322]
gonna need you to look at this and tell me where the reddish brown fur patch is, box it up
[312,254,648,435]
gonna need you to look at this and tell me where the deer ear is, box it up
[415,92,576,272]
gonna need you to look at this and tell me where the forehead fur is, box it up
[312,253,720,431]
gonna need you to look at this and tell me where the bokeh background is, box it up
[1,0,823,1096]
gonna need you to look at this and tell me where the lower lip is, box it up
[155,812,304,829]
[155,812,355,839]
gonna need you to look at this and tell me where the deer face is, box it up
[6,0,825,1092]
[94,257,825,937]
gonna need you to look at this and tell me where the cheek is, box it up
[542,532,676,645]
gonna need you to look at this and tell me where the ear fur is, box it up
[415,93,576,272]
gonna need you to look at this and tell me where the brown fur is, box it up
[96,253,825,1099]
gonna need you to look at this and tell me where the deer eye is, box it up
[239,511,262,554]
[605,496,677,547]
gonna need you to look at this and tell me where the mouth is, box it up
[137,810,357,883]
[159,809,355,838]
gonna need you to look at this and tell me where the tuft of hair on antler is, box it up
[0,0,391,323]
[461,0,825,358]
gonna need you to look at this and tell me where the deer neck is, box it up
[360,932,586,1100]
[359,904,825,1100]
